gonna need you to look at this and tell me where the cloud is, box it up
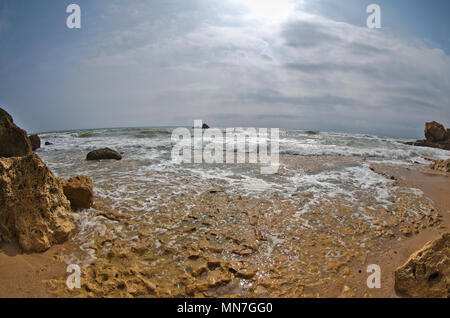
[2,0,449,137]
[85,8,449,136]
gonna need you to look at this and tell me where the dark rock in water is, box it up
[404,140,450,151]
[86,148,122,161]
[29,134,41,151]
[45,141,53,146]
[202,123,210,129]
[425,121,446,142]
[0,108,32,157]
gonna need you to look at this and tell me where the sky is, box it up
[0,0,449,138]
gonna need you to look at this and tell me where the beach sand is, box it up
[0,243,67,297]
[0,157,448,298]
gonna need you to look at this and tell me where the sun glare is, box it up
[232,0,296,21]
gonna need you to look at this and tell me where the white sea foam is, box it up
[36,127,448,229]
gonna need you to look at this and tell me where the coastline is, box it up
[1,156,448,298]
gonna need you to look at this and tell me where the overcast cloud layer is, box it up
[0,0,449,138]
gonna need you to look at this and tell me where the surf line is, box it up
[171,120,280,174]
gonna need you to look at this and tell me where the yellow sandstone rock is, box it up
[395,233,449,298]
[0,153,75,252]
[59,175,94,210]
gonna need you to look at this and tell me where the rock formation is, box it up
[405,121,450,151]
[395,233,449,298]
[425,121,447,142]
[0,153,75,252]
[29,134,41,151]
[0,108,32,157]
[86,148,122,161]
[0,108,76,252]
[60,175,94,210]
[429,159,450,173]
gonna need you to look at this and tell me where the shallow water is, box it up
[38,127,449,214]
[37,127,449,297]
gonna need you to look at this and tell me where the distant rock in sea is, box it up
[29,134,41,151]
[86,148,122,161]
[45,141,53,146]
[202,123,210,129]
[0,108,32,157]
[404,121,450,151]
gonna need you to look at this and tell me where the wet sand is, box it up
[354,164,450,297]
[0,159,448,298]
[0,243,67,298]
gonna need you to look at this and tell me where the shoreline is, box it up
[343,164,450,297]
[0,157,448,298]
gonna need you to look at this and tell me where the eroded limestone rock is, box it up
[395,233,449,298]
[29,134,41,151]
[60,175,94,210]
[0,108,32,157]
[430,159,450,173]
[0,153,75,252]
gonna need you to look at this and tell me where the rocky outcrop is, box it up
[29,134,41,151]
[395,233,449,298]
[430,159,450,173]
[60,175,94,210]
[405,121,450,151]
[202,123,210,129]
[0,153,75,252]
[425,121,447,142]
[86,148,122,161]
[405,140,450,151]
[45,141,53,146]
[0,108,32,157]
